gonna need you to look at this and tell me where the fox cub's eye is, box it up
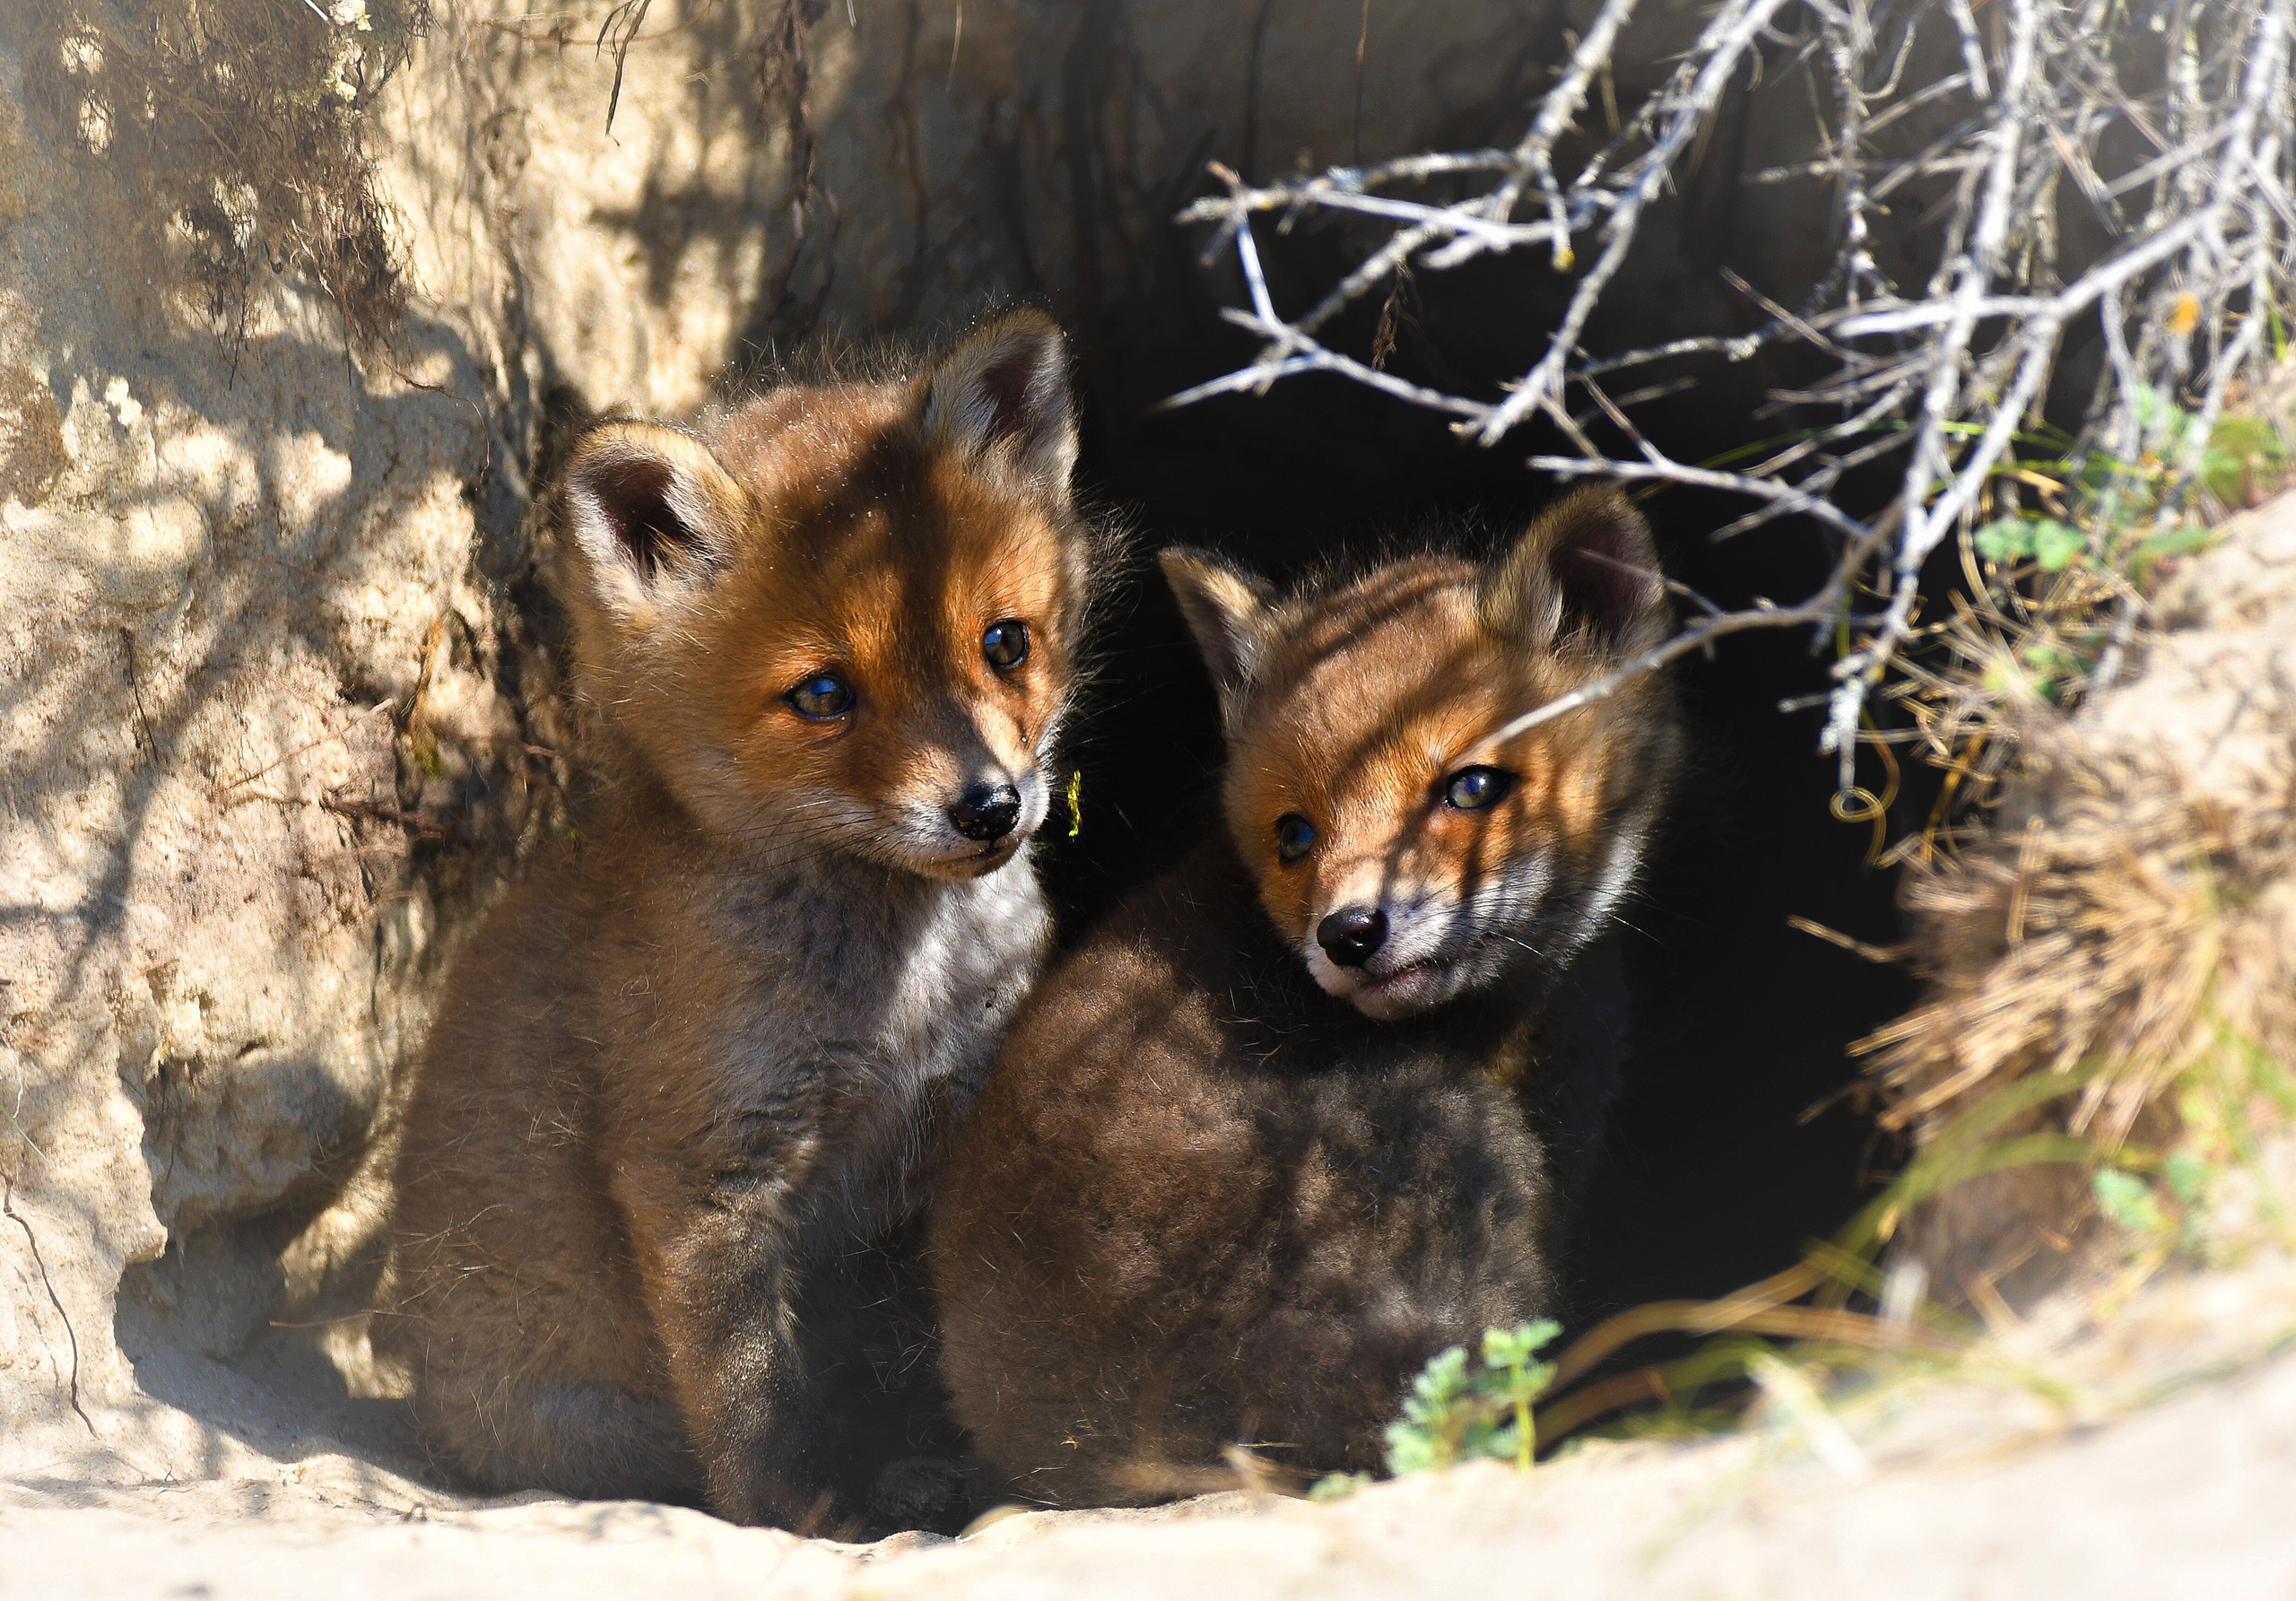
[787,674,856,719]
[1275,814,1317,865]
[983,620,1030,670]
[1443,767,1513,811]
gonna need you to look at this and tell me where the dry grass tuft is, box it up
[1857,490,2296,1302]
[18,0,430,356]
[1867,759,2296,1146]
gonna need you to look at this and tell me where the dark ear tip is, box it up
[923,310,1078,471]
[560,422,736,583]
[562,426,657,508]
[563,418,694,474]
[984,305,1063,343]
[1158,544,1222,582]
[956,307,1067,374]
[1544,485,1657,564]
[1158,545,1274,604]
[1552,483,1648,534]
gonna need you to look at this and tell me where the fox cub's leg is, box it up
[415,1372,703,1506]
[621,1162,831,1527]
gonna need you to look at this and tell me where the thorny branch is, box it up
[1170,0,2296,791]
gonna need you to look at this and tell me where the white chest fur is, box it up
[720,849,1049,1132]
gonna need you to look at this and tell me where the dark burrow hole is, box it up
[1039,248,1937,1337]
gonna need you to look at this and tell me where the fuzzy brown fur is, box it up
[378,311,1096,1531]
[930,490,1684,1506]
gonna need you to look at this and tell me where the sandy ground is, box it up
[2,1353,2292,1600]
[8,1263,2296,1601]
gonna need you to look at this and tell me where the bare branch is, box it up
[1162,0,2295,799]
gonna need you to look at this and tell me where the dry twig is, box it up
[1170,0,2296,792]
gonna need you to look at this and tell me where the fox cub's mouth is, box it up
[950,835,1025,876]
[1317,952,1465,1021]
[895,829,1029,882]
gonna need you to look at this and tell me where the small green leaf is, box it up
[2092,1167,2165,1234]
[1973,518,2038,563]
[2031,519,2088,571]
[2134,384,2196,455]
[1405,1345,1471,1417]
[1481,1319,1561,1371]
[2128,524,2217,581]
[2196,415,2286,505]
[1385,1324,1564,1477]
[1383,1418,1439,1476]
[1309,1471,1373,1502]
[2160,1151,2214,1205]
[1982,661,2030,699]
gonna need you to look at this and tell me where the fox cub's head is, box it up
[1163,491,1683,1020]
[554,310,1092,881]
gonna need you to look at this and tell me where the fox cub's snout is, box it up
[1162,489,1679,1019]
[556,314,1090,880]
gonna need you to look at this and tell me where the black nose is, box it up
[949,782,1022,842]
[1317,907,1387,968]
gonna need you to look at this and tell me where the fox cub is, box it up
[378,312,1095,1530]
[930,489,1683,1505]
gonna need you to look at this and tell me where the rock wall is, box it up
[0,31,542,1473]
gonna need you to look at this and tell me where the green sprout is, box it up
[1381,1319,1561,1477]
[1973,515,2089,571]
[2092,1167,2167,1235]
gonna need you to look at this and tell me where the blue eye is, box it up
[1443,767,1513,811]
[983,619,1030,670]
[787,674,855,719]
[1275,813,1316,865]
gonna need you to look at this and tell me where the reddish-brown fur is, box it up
[378,312,1097,1532]
[931,491,1683,1506]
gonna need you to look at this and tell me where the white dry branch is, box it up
[1168,0,2296,786]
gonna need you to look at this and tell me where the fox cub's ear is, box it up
[561,422,747,624]
[1483,487,1667,654]
[921,309,1078,499]
[1161,548,1278,735]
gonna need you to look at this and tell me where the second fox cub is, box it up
[931,490,1683,1505]
[378,312,1095,1530]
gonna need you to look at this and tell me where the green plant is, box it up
[1973,516,2090,572]
[1309,1319,1563,1500]
[2094,1151,2221,1257]
[1381,1319,1561,1477]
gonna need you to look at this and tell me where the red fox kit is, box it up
[930,490,1683,1505]
[378,312,1095,1530]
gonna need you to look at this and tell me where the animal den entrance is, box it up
[1053,336,1923,1328]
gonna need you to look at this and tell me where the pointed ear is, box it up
[920,309,1078,498]
[1483,488,1668,654]
[1161,547,1276,733]
[560,421,746,622]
